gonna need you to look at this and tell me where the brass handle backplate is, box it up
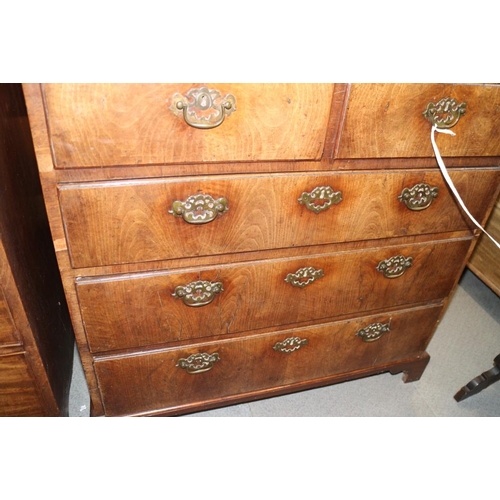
[285,267,324,288]
[172,280,223,307]
[176,352,220,374]
[376,255,413,279]
[298,186,343,214]
[356,321,391,343]
[169,86,236,129]
[398,183,438,211]
[273,336,309,353]
[422,97,466,129]
[169,194,228,224]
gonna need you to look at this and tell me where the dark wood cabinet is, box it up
[0,84,74,416]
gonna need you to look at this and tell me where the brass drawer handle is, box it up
[398,183,438,211]
[176,352,220,374]
[273,336,309,353]
[298,186,343,214]
[172,280,223,307]
[169,86,236,129]
[422,97,467,129]
[285,266,324,288]
[169,194,228,224]
[376,255,413,279]
[356,321,391,343]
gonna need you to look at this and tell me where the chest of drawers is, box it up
[23,83,500,416]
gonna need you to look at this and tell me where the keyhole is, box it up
[197,93,211,110]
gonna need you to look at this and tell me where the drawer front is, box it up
[42,83,334,168]
[60,168,500,268]
[78,238,470,352]
[94,304,443,416]
[338,84,500,159]
[0,353,45,416]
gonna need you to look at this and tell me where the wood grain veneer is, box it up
[94,304,443,417]
[58,169,500,268]
[77,237,471,353]
[42,84,335,167]
[337,84,500,159]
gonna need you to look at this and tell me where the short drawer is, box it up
[338,83,500,159]
[77,237,470,353]
[93,304,443,416]
[60,168,500,268]
[42,83,334,168]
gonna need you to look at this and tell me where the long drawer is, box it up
[94,304,443,416]
[42,83,335,168]
[77,237,470,352]
[59,168,500,268]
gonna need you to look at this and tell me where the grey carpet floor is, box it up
[68,268,500,417]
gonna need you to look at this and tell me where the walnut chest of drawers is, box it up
[23,83,500,417]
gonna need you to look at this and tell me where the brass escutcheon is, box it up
[422,97,466,129]
[398,183,438,211]
[298,186,343,214]
[376,255,413,279]
[169,194,228,224]
[176,352,220,374]
[169,87,236,129]
[172,280,224,307]
[273,336,309,354]
[356,321,391,342]
[285,267,324,288]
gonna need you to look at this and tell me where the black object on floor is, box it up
[454,354,500,402]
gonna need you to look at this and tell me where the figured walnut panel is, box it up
[337,84,500,159]
[42,83,334,168]
[78,238,471,352]
[94,304,443,416]
[59,168,500,268]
